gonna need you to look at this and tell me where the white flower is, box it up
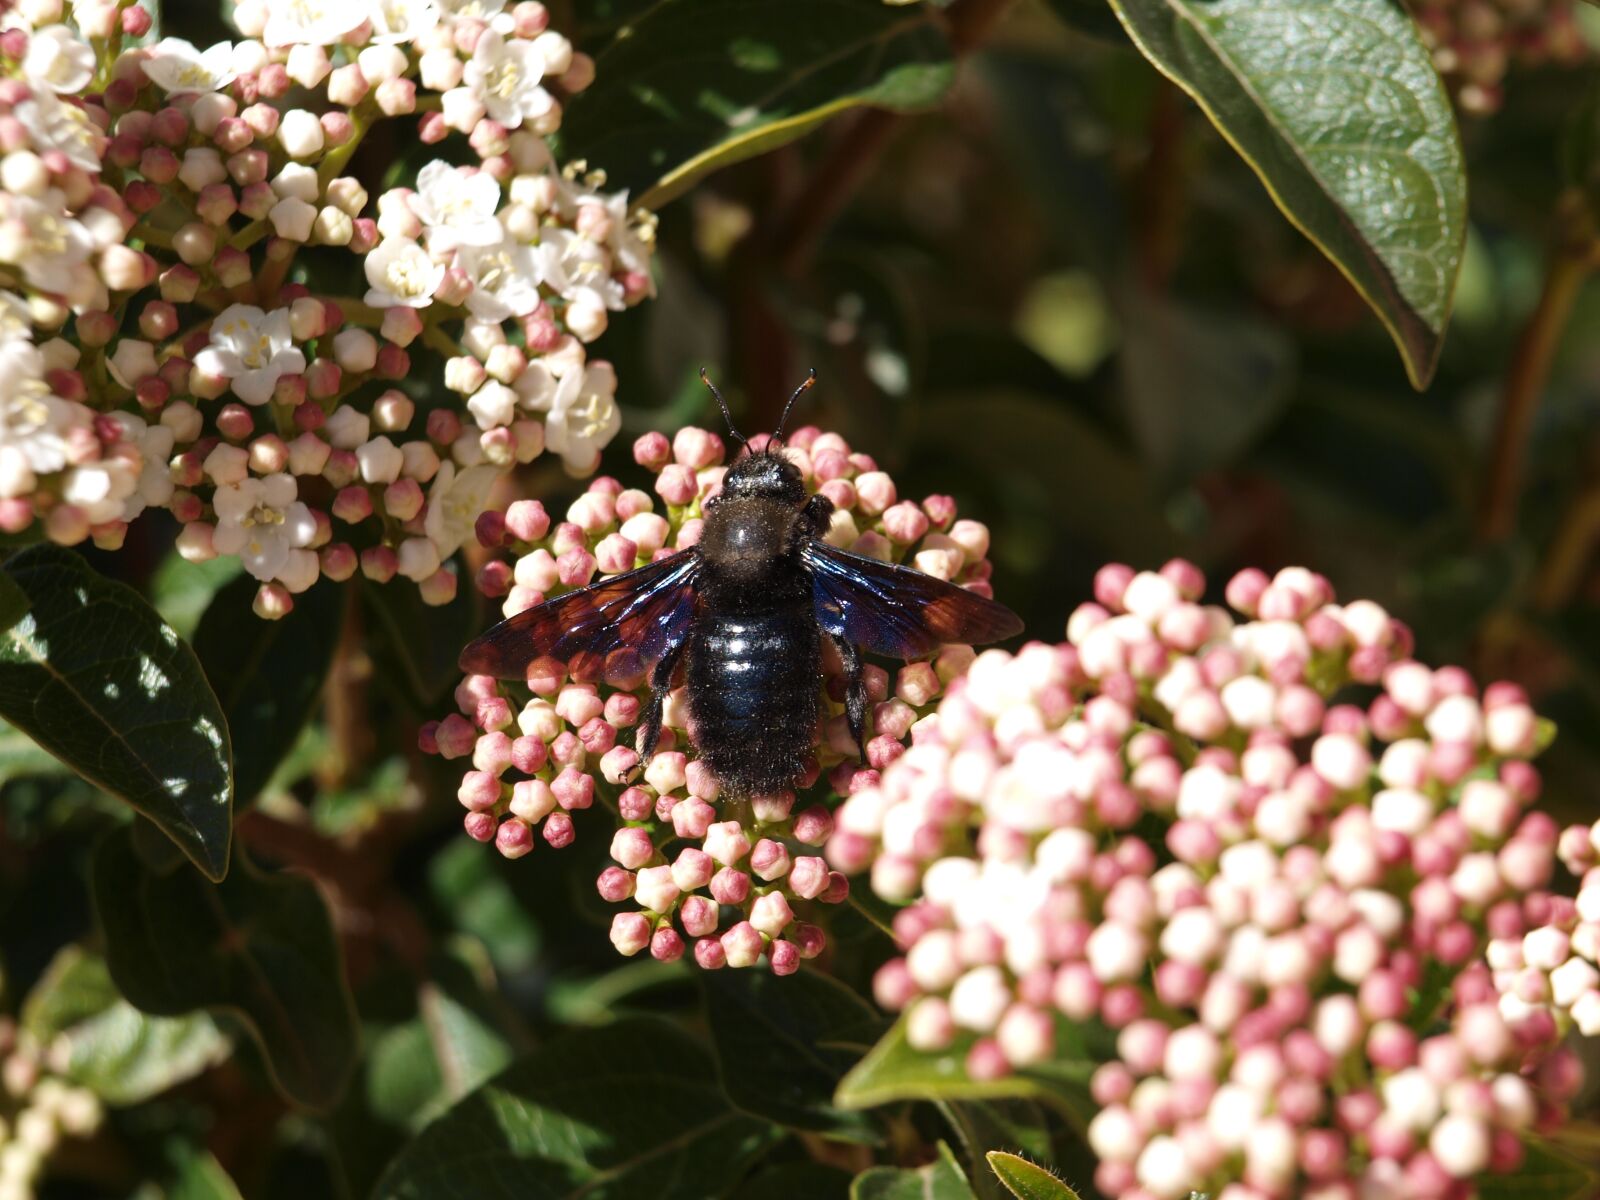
[544,361,620,473]
[0,339,87,494]
[424,461,500,557]
[0,291,33,345]
[63,459,140,524]
[363,238,444,308]
[212,473,318,582]
[194,305,306,405]
[24,25,95,93]
[463,30,552,129]
[456,238,540,320]
[263,0,368,46]
[533,226,624,310]
[0,191,93,295]
[436,0,504,22]
[411,161,502,251]
[140,38,237,94]
[368,0,438,44]
[14,89,102,172]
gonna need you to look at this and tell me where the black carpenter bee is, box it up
[458,370,1024,796]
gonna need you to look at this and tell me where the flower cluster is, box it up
[0,1017,103,1200]
[830,561,1593,1200]
[1408,0,1589,114]
[421,423,1001,972]
[0,0,654,617]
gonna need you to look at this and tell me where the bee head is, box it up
[699,368,816,507]
[720,446,805,505]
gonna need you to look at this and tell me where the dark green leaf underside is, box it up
[92,826,358,1110]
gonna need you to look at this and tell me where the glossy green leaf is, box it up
[986,1153,1082,1200]
[0,545,232,880]
[701,966,884,1141]
[193,575,342,807]
[1104,0,1467,387]
[91,825,358,1111]
[371,1019,781,1200]
[836,1016,1095,1120]
[556,0,955,207]
[20,946,229,1105]
[851,1143,976,1200]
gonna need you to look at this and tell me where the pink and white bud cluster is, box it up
[831,561,1588,1199]
[0,2,653,617]
[0,1018,105,1198]
[1408,0,1589,115]
[421,424,1004,972]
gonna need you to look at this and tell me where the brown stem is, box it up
[1477,191,1597,543]
[1532,479,1600,612]
[322,582,373,790]
[1136,79,1186,290]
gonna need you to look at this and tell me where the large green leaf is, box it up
[371,1019,781,1200]
[835,1017,1096,1122]
[985,1153,1082,1200]
[1478,1141,1598,1200]
[91,825,359,1111]
[194,575,342,807]
[164,1142,246,1200]
[701,967,884,1141]
[851,1143,976,1200]
[1102,0,1467,387]
[556,0,955,206]
[0,545,232,880]
[20,946,229,1105]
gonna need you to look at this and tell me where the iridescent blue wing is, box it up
[802,541,1022,660]
[459,549,702,685]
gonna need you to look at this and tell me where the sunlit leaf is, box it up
[985,1152,1082,1200]
[20,946,229,1105]
[0,546,232,880]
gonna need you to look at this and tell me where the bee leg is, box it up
[801,493,835,537]
[628,640,686,782]
[829,632,868,762]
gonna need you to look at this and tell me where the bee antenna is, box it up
[772,369,816,446]
[700,368,747,448]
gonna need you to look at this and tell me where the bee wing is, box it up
[459,549,703,685]
[802,540,1023,660]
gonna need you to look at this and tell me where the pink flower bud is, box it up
[720,920,765,968]
[609,912,652,956]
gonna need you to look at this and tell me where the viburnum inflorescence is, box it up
[1407,0,1589,114]
[420,424,1001,973]
[0,0,654,618]
[828,560,1599,1200]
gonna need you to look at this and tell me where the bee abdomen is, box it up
[686,608,820,797]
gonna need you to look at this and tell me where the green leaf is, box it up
[0,545,232,880]
[733,1162,854,1198]
[91,825,358,1111]
[19,946,229,1105]
[363,571,477,710]
[835,1017,1096,1122]
[985,1153,1081,1200]
[1115,290,1296,482]
[1103,0,1467,387]
[1478,1140,1598,1200]
[851,1143,976,1200]
[164,1141,246,1200]
[0,717,71,785]
[193,575,342,807]
[365,952,516,1132]
[149,552,243,641]
[556,0,955,207]
[939,1100,1059,1200]
[701,966,884,1141]
[371,1018,782,1200]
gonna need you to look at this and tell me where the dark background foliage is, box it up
[5,0,1600,1197]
